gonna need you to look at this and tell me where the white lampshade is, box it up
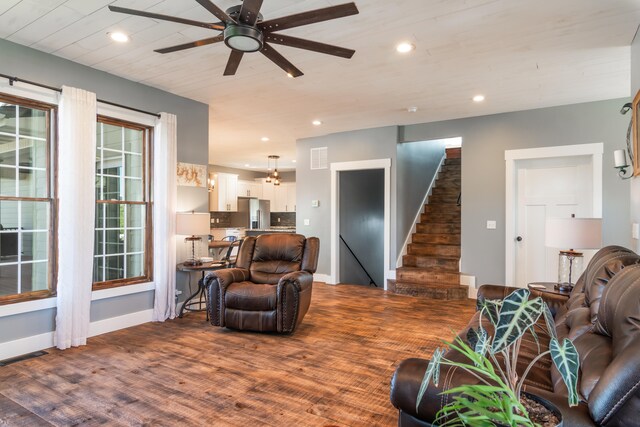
[545,218,602,250]
[176,212,210,236]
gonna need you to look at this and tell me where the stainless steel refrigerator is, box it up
[231,197,271,229]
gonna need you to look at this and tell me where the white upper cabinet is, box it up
[272,183,296,212]
[209,172,239,211]
[238,180,263,198]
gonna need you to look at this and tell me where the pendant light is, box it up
[265,156,272,183]
[267,155,280,185]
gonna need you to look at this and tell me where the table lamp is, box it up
[545,216,602,292]
[176,211,210,266]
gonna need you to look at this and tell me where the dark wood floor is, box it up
[0,283,475,426]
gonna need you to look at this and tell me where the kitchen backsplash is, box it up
[271,212,296,227]
[210,211,232,228]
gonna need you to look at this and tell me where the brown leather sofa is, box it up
[204,233,319,333]
[390,245,640,426]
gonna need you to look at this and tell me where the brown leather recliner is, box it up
[390,245,640,427]
[204,233,319,333]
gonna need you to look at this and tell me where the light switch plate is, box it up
[311,200,319,208]
[633,223,639,240]
[487,220,497,230]
[304,219,310,226]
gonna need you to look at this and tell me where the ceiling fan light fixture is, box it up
[224,25,263,52]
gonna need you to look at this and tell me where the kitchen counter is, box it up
[245,228,296,236]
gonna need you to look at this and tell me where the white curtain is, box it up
[152,113,178,321]
[55,86,97,349]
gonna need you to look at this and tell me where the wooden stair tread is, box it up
[395,149,464,300]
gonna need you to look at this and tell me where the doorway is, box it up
[330,159,391,288]
[339,169,385,287]
[505,143,603,287]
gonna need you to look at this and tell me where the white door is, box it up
[514,155,595,287]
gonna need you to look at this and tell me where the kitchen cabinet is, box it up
[209,172,238,211]
[286,183,296,212]
[272,183,296,212]
[261,179,275,206]
[237,180,263,198]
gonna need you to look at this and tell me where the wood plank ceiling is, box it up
[0,0,639,170]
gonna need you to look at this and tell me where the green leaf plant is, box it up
[417,289,580,426]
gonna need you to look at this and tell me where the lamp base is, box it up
[554,282,574,292]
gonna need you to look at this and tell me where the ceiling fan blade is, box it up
[155,35,224,54]
[224,50,244,76]
[108,6,224,31]
[260,43,303,78]
[259,2,358,32]
[239,0,264,26]
[264,34,355,59]
[194,0,236,24]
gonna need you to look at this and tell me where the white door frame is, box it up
[330,159,391,288]
[505,143,603,287]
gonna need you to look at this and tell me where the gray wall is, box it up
[403,98,630,286]
[630,26,640,253]
[339,169,385,286]
[396,139,449,262]
[210,165,295,183]
[0,40,208,346]
[296,126,397,275]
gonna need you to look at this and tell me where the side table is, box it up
[177,262,228,320]
[527,282,572,299]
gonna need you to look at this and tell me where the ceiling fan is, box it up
[109,0,359,78]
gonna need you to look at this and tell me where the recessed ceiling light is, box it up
[473,94,485,102]
[396,42,415,53]
[312,120,322,126]
[407,106,418,113]
[261,137,269,142]
[109,32,130,43]
[244,164,250,167]
[292,160,297,163]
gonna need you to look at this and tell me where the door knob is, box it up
[516,236,523,242]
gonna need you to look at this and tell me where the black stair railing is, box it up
[339,234,377,287]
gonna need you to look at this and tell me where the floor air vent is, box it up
[0,350,48,367]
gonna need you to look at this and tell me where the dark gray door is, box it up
[339,169,384,287]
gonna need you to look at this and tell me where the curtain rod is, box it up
[0,73,161,118]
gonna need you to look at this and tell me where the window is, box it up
[0,94,56,304]
[93,116,152,289]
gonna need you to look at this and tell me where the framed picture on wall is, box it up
[634,89,640,176]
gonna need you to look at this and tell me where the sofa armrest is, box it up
[476,284,521,310]
[279,271,313,291]
[477,284,568,317]
[205,268,250,326]
[277,271,313,332]
[391,356,482,423]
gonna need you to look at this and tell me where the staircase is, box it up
[394,147,467,300]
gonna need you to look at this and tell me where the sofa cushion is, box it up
[585,254,640,323]
[225,281,277,311]
[587,264,640,425]
[250,234,305,284]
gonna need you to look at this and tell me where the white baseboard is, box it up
[314,273,333,284]
[88,309,154,337]
[0,331,54,361]
[387,269,396,280]
[461,274,477,299]
[396,154,446,267]
[1,309,154,362]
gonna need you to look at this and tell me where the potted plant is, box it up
[417,289,580,426]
